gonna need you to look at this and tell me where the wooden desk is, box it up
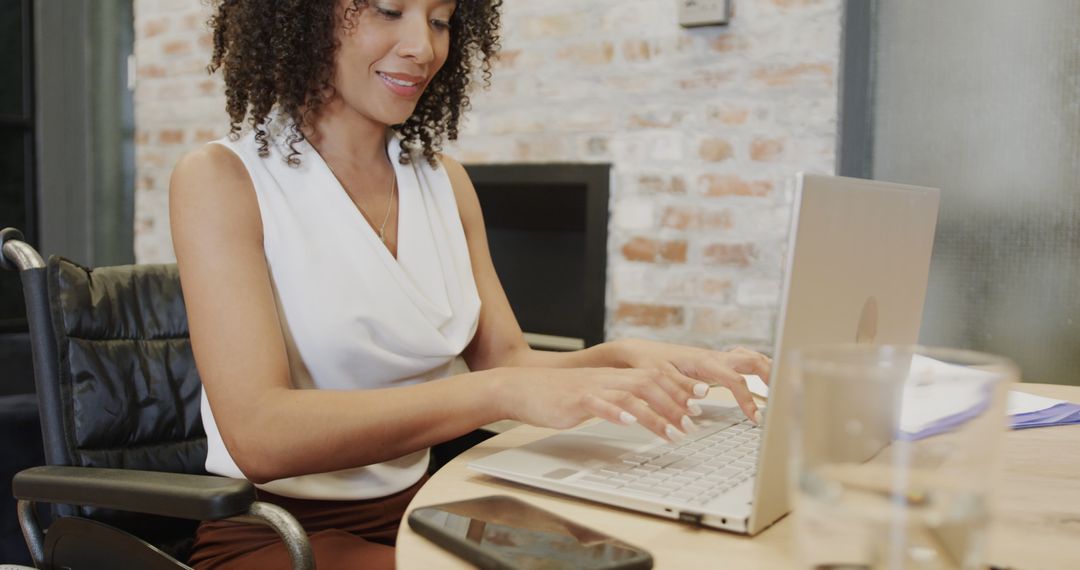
[397,384,1080,569]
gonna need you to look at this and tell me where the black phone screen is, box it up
[408,495,653,570]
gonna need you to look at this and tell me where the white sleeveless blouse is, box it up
[201,125,481,500]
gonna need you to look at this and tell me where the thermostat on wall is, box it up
[677,0,731,27]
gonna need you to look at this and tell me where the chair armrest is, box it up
[13,465,256,521]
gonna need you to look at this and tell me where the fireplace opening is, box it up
[465,164,610,350]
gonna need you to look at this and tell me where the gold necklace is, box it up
[377,175,396,244]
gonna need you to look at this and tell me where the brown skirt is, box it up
[188,475,427,570]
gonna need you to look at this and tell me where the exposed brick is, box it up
[495,49,523,68]
[197,31,213,51]
[523,14,585,38]
[604,74,661,94]
[700,175,773,197]
[661,207,695,231]
[193,128,218,142]
[700,210,734,230]
[661,207,733,231]
[615,303,684,328]
[710,34,749,53]
[142,18,168,38]
[555,42,615,65]
[706,105,751,125]
[623,39,652,62]
[752,63,834,88]
[457,149,494,163]
[182,13,203,31]
[699,138,734,162]
[658,241,688,263]
[131,0,846,351]
[137,64,167,79]
[585,136,608,156]
[135,216,155,233]
[163,39,193,56]
[635,174,660,192]
[699,277,733,301]
[628,111,684,129]
[690,306,770,338]
[703,243,757,267]
[679,71,734,90]
[622,237,688,264]
[750,138,785,162]
[159,129,184,144]
[514,137,566,160]
[197,79,219,96]
[638,175,687,195]
[140,151,169,169]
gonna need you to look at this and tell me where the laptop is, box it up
[468,173,941,535]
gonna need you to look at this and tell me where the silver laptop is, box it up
[468,174,941,535]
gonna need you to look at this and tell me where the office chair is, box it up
[0,227,313,570]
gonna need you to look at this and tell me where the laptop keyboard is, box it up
[577,417,761,506]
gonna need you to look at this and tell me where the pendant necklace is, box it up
[376,174,396,244]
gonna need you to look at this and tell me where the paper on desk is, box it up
[899,355,996,435]
[1008,391,1065,415]
[1010,400,1080,430]
[742,359,1079,439]
[900,356,1080,437]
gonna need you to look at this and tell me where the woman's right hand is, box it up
[491,367,705,442]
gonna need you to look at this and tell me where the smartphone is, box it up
[407,495,654,570]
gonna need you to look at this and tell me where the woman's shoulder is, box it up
[436,153,485,234]
[174,143,247,183]
[170,143,263,240]
[436,153,471,197]
[436,154,475,201]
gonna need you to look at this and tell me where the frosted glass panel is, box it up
[872,2,1080,385]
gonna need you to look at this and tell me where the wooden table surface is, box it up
[397,384,1080,569]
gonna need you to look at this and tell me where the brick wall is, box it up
[133,0,843,352]
[132,0,225,262]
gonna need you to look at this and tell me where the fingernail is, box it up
[618,411,638,425]
[680,415,698,433]
[686,399,703,417]
[753,409,763,425]
[665,424,687,442]
[693,383,710,398]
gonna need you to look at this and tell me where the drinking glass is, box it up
[789,345,1018,569]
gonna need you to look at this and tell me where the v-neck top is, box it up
[201,124,481,500]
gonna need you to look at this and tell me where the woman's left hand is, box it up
[610,339,772,424]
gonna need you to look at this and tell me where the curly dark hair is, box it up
[207,0,502,166]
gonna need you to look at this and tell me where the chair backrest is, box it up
[23,256,207,551]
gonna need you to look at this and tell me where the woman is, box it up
[170,0,772,567]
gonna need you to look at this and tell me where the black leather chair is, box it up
[0,228,313,570]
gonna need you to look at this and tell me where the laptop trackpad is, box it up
[512,421,656,474]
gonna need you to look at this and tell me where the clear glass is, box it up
[790,345,1018,569]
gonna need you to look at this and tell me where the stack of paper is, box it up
[742,358,1080,441]
[1008,391,1080,430]
[900,389,1080,440]
[897,356,1080,439]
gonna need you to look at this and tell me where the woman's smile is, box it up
[376,71,427,98]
